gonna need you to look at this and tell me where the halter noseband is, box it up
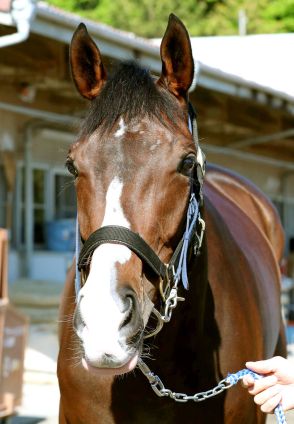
[75,103,206,335]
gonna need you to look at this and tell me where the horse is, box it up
[57,14,286,423]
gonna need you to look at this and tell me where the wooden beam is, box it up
[229,129,294,148]
[192,86,286,135]
[204,144,294,171]
[246,144,294,163]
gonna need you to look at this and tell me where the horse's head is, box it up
[69,15,202,375]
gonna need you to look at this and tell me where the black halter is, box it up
[79,225,167,279]
[75,104,205,303]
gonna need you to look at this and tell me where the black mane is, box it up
[79,61,184,136]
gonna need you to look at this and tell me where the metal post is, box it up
[24,125,33,278]
[238,9,247,36]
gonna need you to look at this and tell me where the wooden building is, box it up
[0,2,293,283]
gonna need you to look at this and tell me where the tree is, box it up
[204,0,294,35]
[46,0,294,36]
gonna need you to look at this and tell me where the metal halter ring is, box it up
[159,264,174,302]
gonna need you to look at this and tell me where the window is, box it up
[15,164,76,249]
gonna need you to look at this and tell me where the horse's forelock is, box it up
[79,61,185,138]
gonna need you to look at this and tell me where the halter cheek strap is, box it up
[75,215,81,297]
[188,102,206,203]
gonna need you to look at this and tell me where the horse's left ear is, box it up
[158,14,194,102]
[70,23,107,100]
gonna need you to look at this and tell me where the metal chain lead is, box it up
[138,360,287,424]
[138,359,234,403]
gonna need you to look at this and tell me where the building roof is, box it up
[152,33,294,112]
[33,2,160,71]
[190,33,294,101]
[1,1,294,115]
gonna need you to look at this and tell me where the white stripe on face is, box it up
[114,118,127,138]
[78,177,134,367]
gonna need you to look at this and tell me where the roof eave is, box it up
[197,62,294,113]
[6,3,294,112]
[33,3,161,72]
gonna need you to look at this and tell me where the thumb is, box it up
[246,358,280,375]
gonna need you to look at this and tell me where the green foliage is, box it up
[75,0,98,10]
[203,0,294,34]
[262,0,294,32]
[93,0,209,37]
[46,0,294,36]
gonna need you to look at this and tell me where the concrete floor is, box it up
[9,323,59,424]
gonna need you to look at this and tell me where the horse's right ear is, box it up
[70,23,106,100]
[158,14,194,102]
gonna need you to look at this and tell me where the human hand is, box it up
[242,356,294,413]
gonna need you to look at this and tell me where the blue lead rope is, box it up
[227,369,287,424]
[174,192,199,290]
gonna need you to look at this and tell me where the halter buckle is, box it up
[80,268,87,286]
[161,287,185,323]
[159,264,174,302]
[194,217,205,255]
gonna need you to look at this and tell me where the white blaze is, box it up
[78,177,133,366]
[150,139,161,151]
[114,118,127,138]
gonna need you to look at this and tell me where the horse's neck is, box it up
[187,240,210,336]
[155,240,214,358]
[148,242,221,392]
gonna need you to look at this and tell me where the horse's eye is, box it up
[66,158,78,178]
[179,155,196,176]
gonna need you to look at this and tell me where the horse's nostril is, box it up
[119,290,138,329]
[104,353,115,360]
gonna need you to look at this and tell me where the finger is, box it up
[247,375,277,395]
[281,385,294,412]
[260,393,282,414]
[254,384,281,406]
[241,375,255,388]
[246,357,284,375]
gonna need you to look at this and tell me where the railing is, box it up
[0,228,28,420]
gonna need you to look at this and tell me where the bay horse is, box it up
[58,14,286,423]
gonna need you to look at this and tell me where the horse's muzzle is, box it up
[73,286,144,370]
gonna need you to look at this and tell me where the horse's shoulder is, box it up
[204,163,284,262]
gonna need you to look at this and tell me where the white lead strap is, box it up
[188,115,193,133]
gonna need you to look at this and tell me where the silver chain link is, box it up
[138,359,234,403]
